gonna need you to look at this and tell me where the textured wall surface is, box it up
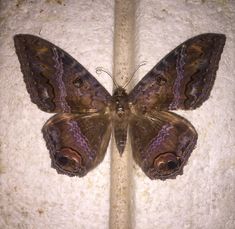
[0,1,114,229]
[0,0,234,229]
[133,1,235,229]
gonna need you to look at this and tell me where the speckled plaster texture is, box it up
[0,1,114,229]
[0,0,235,229]
[133,1,235,229]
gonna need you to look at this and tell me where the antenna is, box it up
[123,61,147,89]
[96,67,118,88]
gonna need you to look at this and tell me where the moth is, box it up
[14,33,226,180]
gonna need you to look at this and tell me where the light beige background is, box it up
[133,1,235,229]
[0,0,234,229]
[0,1,113,228]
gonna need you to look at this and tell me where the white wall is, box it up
[0,0,234,229]
[134,1,235,229]
[0,1,113,228]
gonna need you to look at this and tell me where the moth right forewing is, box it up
[129,33,226,112]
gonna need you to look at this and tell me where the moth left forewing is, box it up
[42,112,112,177]
[14,34,111,114]
[129,33,226,112]
[129,111,197,180]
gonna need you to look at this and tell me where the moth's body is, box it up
[14,33,225,180]
[110,87,130,117]
[110,87,130,154]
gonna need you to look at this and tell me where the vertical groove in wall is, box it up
[109,0,135,229]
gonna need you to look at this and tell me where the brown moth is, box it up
[14,33,226,180]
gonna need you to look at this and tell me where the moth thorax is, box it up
[113,87,129,117]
